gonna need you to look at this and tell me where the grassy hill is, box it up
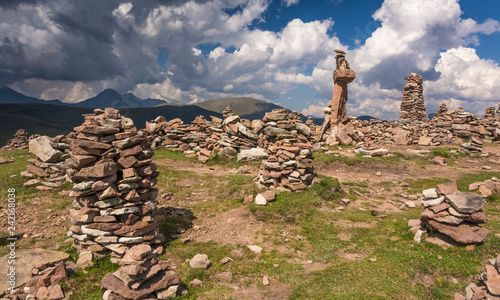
[0,103,222,146]
[192,97,283,120]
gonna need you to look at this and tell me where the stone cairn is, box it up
[324,49,356,144]
[1,129,35,150]
[255,109,316,192]
[101,244,182,300]
[66,108,165,263]
[455,254,500,300]
[399,73,428,125]
[23,135,72,190]
[412,182,488,245]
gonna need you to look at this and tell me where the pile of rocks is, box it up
[101,244,182,300]
[400,73,428,125]
[66,108,164,263]
[23,135,72,190]
[1,129,37,150]
[26,261,75,300]
[469,177,500,197]
[144,107,317,163]
[415,182,488,244]
[455,255,500,300]
[460,134,483,154]
[255,140,315,192]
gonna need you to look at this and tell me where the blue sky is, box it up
[1,0,500,120]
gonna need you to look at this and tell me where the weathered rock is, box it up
[237,148,269,161]
[425,220,488,244]
[189,254,211,269]
[29,136,63,163]
[101,271,180,300]
[447,192,486,214]
[0,249,69,291]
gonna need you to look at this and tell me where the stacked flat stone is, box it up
[24,135,72,190]
[66,107,164,261]
[484,107,497,121]
[460,134,483,155]
[1,129,31,150]
[256,140,315,192]
[418,182,488,244]
[431,103,450,123]
[144,107,316,163]
[455,255,500,300]
[101,244,182,300]
[399,73,428,125]
[259,108,313,148]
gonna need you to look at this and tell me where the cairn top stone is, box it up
[446,192,486,214]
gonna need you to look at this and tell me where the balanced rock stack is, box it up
[1,129,33,150]
[255,140,315,192]
[66,108,164,261]
[400,73,428,125]
[24,135,72,189]
[431,103,451,125]
[101,244,182,300]
[417,182,488,244]
[455,255,500,300]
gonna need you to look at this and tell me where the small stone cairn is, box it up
[400,73,428,125]
[413,182,488,244]
[101,244,182,300]
[455,254,500,300]
[1,129,36,150]
[66,108,164,263]
[23,135,72,189]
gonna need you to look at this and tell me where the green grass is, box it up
[403,177,453,195]
[65,256,120,300]
[456,171,500,192]
[153,148,198,162]
[3,144,500,299]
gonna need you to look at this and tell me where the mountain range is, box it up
[0,87,169,109]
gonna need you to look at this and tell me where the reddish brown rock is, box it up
[435,182,458,196]
[101,271,180,300]
[27,164,49,177]
[77,161,120,178]
[486,265,500,296]
[425,220,488,244]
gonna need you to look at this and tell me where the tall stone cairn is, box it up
[67,108,164,262]
[330,49,356,133]
[400,73,428,125]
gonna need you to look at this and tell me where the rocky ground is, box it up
[1,143,500,299]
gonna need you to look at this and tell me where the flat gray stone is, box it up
[29,136,63,163]
[190,254,211,269]
[447,192,486,214]
[422,188,438,199]
[0,249,69,291]
[237,148,269,162]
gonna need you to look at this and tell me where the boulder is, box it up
[189,254,211,269]
[29,136,63,163]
